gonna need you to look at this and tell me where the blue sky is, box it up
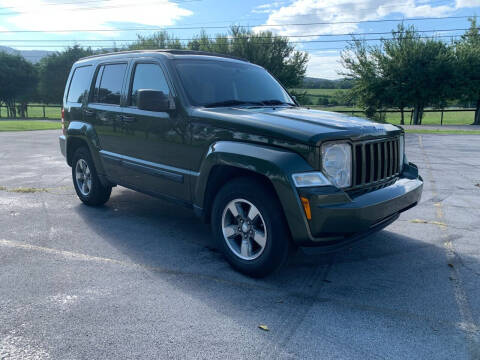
[0,0,479,78]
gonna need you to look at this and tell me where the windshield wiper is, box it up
[204,100,264,108]
[260,99,296,106]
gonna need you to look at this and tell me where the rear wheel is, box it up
[211,177,292,277]
[72,147,111,206]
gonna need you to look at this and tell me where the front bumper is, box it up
[294,163,423,246]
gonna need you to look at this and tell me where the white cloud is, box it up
[255,0,480,79]
[254,0,457,36]
[306,51,343,79]
[252,2,287,14]
[0,0,193,35]
[456,0,480,7]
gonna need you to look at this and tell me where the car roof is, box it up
[76,49,249,65]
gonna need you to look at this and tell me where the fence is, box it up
[0,104,61,120]
[0,104,476,126]
[309,107,477,126]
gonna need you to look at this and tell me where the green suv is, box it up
[59,50,423,277]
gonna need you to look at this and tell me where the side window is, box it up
[67,66,92,103]
[93,63,127,105]
[130,63,171,107]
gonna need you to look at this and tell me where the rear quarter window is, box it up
[67,65,92,103]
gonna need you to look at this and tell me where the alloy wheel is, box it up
[75,158,92,196]
[221,198,267,260]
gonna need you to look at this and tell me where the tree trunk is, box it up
[473,98,480,125]
[413,104,424,125]
[400,107,404,125]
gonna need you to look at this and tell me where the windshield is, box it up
[174,59,296,107]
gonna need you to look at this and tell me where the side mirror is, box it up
[137,89,175,112]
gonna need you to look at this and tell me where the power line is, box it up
[2,34,464,48]
[0,27,471,42]
[0,15,474,33]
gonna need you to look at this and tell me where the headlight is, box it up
[292,172,331,187]
[321,142,352,188]
[399,135,405,171]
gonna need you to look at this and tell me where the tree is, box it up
[128,27,309,88]
[376,25,420,125]
[127,31,183,50]
[0,52,37,118]
[227,27,308,88]
[455,17,480,125]
[341,25,455,124]
[341,40,386,119]
[404,36,455,124]
[37,46,94,104]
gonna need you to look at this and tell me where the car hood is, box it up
[192,106,402,145]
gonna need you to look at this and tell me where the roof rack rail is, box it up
[79,49,249,63]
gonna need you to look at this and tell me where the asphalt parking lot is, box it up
[1,130,479,359]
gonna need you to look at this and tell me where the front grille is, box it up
[351,137,400,189]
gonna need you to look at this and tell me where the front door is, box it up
[119,60,190,202]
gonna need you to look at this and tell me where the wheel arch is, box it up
[66,121,110,186]
[195,141,314,243]
[202,165,276,224]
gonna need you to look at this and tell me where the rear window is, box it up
[93,63,127,105]
[67,66,92,103]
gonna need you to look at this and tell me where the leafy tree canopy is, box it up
[0,51,37,117]
[37,45,94,104]
[127,27,309,88]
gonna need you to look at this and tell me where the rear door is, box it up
[83,62,128,181]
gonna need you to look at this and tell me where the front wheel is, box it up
[211,177,292,277]
[72,147,111,206]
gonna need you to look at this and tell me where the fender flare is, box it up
[66,121,107,179]
[195,141,314,242]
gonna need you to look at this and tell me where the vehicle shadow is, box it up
[74,187,469,357]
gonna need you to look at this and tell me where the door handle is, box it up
[122,116,136,123]
[84,109,94,116]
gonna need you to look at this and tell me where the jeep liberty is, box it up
[59,50,423,277]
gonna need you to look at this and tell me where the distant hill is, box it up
[301,77,353,89]
[0,46,54,63]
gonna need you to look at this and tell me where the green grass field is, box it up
[404,129,480,134]
[27,106,61,119]
[0,105,61,120]
[292,89,476,125]
[309,106,475,125]
[0,121,61,132]
[290,88,347,96]
[0,96,476,127]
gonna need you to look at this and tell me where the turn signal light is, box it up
[300,196,312,220]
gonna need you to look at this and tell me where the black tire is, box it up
[72,147,111,206]
[211,177,292,277]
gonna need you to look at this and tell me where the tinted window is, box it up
[94,63,127,105]
[174,60,294,107]
[67,66,92,103]
[130,63,170,107]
